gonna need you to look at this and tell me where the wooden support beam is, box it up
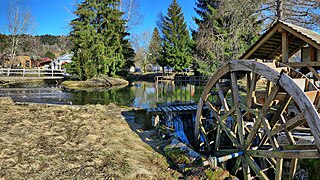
[205,101,241,148]
[275,158,283,180]
[242,24,280,59]
[246,149,320,159]
[216,83,230,111]
[289,159,298,180]
[242,156,251,180]
[270,113,306,136]
[245,155,269,180]
[282,31,289,63]
[231,72,245,146]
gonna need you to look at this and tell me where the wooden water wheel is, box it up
[194,60,320,179]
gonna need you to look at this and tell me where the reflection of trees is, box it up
[131,82,158,108]
[71,87,135,106]
[157,82,204,104]
[64,81,205,107]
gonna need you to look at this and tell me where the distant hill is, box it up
[0,34,72,62]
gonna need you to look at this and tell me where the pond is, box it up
[0,81,205,108]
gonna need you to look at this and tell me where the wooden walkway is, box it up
[147,104,202,115]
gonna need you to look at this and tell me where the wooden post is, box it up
[282,31,289,63]
[7,69,10,77]
[23,68,25,77]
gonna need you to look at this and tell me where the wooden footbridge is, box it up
[0,68,66,80]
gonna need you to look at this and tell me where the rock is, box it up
[61,76,129,90]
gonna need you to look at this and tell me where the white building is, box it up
[51,53,73,70]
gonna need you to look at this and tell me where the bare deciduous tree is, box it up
[259,0,320,30]
[119,0,142,30]
[131,31,152,72]
[5,0,35,62]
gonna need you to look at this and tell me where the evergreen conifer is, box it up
[160,0,193,72]
[69,0,134,80]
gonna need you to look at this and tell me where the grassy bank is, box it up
[0,98,179,179]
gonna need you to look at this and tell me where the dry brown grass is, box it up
[0,97,178,179]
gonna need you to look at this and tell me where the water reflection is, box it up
[0,81,205,108]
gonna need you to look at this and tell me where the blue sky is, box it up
[0,0,198,36]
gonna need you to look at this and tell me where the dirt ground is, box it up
[0,97,179,179]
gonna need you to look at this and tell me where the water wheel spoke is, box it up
[260,94,292,147]
[244,155,269,180]
[262,84,280,115]
[247,73,257,105]
[279,115,296,144]
[244,117,262,149]
[200,124,211,152]
[216,83,229,111]
[231,72,245,146]
[215,124,221,151]
[270,112,306,136]
[275,158,283,180]
[231,157,241,175]
[241,156,251,180]
[261,115,280,150]
[289,158,298,180]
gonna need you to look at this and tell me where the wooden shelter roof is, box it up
[241,20,320,60]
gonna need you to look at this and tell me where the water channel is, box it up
[0,81,205,108]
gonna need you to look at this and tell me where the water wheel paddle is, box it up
[194,60,320,179]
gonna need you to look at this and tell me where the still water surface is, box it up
[0,81,204,108]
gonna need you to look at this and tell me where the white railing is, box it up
[0,68,66,78]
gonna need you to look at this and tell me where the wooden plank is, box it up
[170,106,178,111]
[231,72,245,146]
[280,144,317,150]
[231,157,241,175]
[175,106,183,111]
[278,74,320,151]
[286,61,320,68]
[194,99,204,149]
[186,105,194,110]
[246,149,320,159]
[242,156,251,180]
[244,155,269,180]
[282,31,289,63]
[242,24,280,59]
[216,83,230,111]
[215,124,221,151]
[205,101,241,148]
[270,113,306,136]
[281,25,320,50]
[289,159,298,180]
[261,116,280,150]
[220,105,236,121]
[275,158,283,180]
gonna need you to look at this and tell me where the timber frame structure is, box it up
[193,21,320,179]
[241,20,320,82]
[194,60,320,179]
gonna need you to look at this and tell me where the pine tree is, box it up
[193,0,261,75]
[148,28,161,65]
[69,0,134,80]
[160,0,193,72]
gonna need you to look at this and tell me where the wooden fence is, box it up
[0,68,66,78]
